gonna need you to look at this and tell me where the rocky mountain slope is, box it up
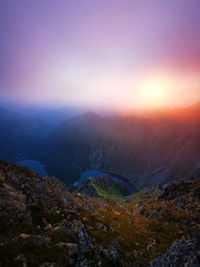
[43,102,200,186]
[75,175,130,198]
[0,159,199,266]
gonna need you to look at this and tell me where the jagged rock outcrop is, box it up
[148,238,200,267]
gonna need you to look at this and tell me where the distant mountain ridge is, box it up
[149,101,200,121]
[43,102,200,187]
[0,102,199,188]
[0,107,46,162]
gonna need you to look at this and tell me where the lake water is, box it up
[73,170,135,194]
[15,161,135,194]
[16,159,47,176]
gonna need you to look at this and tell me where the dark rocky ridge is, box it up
[75,175,130,198]
[0,159,199,266]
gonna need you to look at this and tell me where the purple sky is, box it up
[0,0,200,110]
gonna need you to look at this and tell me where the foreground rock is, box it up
[0,159,199,266]
[148,238,200,267]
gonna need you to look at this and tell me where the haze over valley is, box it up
[0,101,199,188]
[0,0,200,266]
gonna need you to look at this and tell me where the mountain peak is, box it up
[81,111,99,119]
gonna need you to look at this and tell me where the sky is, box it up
[0,0,200,111]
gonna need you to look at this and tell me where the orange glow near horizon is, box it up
[125,71,200,112]
[1,0,200,110]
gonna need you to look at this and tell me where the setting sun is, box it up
[138,76,171,108]
[143,86,166,100]
[0,1,200,266]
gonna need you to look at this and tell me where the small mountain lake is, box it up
[73,170,135,194]
[16,159,47,176]
[15,161,135,194]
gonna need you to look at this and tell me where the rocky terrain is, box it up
[149,238,200,266]
[75,175,130,198]
[0,159,199,266]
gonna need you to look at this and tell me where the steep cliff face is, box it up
[0,159,199,267]
[44,103,200,186]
